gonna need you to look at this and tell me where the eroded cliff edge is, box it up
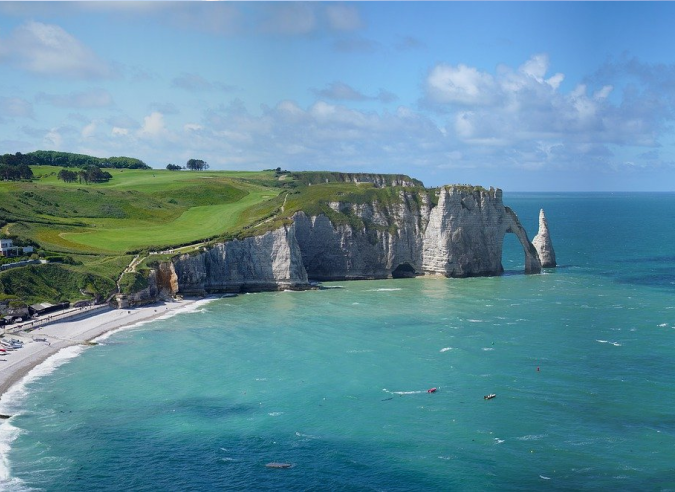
[128,184,544,303]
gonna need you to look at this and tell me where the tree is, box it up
[77,166,112,184]
[166,163,182,171]
[186,159,209,171]
[57,169,78,183]
[0,162,33,181]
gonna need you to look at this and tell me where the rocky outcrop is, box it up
[422,187,541,276]
[171,223,308,295]
[293,190,430,279]
[142,185,546,299]
[532,209,556,268]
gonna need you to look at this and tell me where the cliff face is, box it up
[148,185,543,298]
[292,190,430,280]
[171,223,308,295]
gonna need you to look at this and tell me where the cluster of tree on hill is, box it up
[0,151,150,170]
[166,159,209,171]
[0,152,34,181]
[0,162,33,181]
[57,166,112,184]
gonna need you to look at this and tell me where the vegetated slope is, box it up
[0,166,289,304]
[0,264,116,305]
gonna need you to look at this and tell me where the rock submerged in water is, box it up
[532,209,556,268]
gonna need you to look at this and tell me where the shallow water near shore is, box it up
[2,192,675,491]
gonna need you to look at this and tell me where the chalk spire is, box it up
[532,209,556,268]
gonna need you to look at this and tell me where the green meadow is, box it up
[2,167,284,253]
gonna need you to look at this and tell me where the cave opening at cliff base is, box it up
[391,263,416,279]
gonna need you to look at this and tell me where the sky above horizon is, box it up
[1,2,675,191]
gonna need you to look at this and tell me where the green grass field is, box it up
[2,168,285,253]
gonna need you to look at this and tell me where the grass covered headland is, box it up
[1,152,429,306]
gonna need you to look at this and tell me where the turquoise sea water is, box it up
[2,193,675,491]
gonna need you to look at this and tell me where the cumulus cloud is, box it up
[137,112,168,139]
[425,63,497,106]
[0,21,114,79]
[37,89,114,109]
[423,54,667,155]
[81,121,97,139]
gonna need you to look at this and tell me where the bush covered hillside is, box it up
[1,152,431,306]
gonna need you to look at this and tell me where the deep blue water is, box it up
[1,193,675,491]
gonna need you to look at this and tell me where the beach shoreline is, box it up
[0,298,200,401]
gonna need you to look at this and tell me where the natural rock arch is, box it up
[503,207,542,274]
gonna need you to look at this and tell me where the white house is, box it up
[0,239,14,257]
[0,239,32,257]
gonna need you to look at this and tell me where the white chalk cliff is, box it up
[136,184,547,301]
[532,209,556,268]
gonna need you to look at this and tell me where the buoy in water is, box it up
[427,387,437,393]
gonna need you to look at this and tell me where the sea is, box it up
[1,192,675,491]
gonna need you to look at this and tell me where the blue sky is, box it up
[1,2,675,191]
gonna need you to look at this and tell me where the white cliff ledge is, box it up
[130,185,550,302]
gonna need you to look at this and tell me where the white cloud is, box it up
[424,54,662,149]
[81,121,97,139]
[43,128,63,149]
[519,53,549,81]
[137,112,167,139]
[112,127,129,137]
[426,64,496,105]
[184,123,203,132]
[0,21,113,79]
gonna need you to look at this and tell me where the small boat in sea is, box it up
[266,462,293,469]
[427,387,437,393]
[484,394,496,400]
